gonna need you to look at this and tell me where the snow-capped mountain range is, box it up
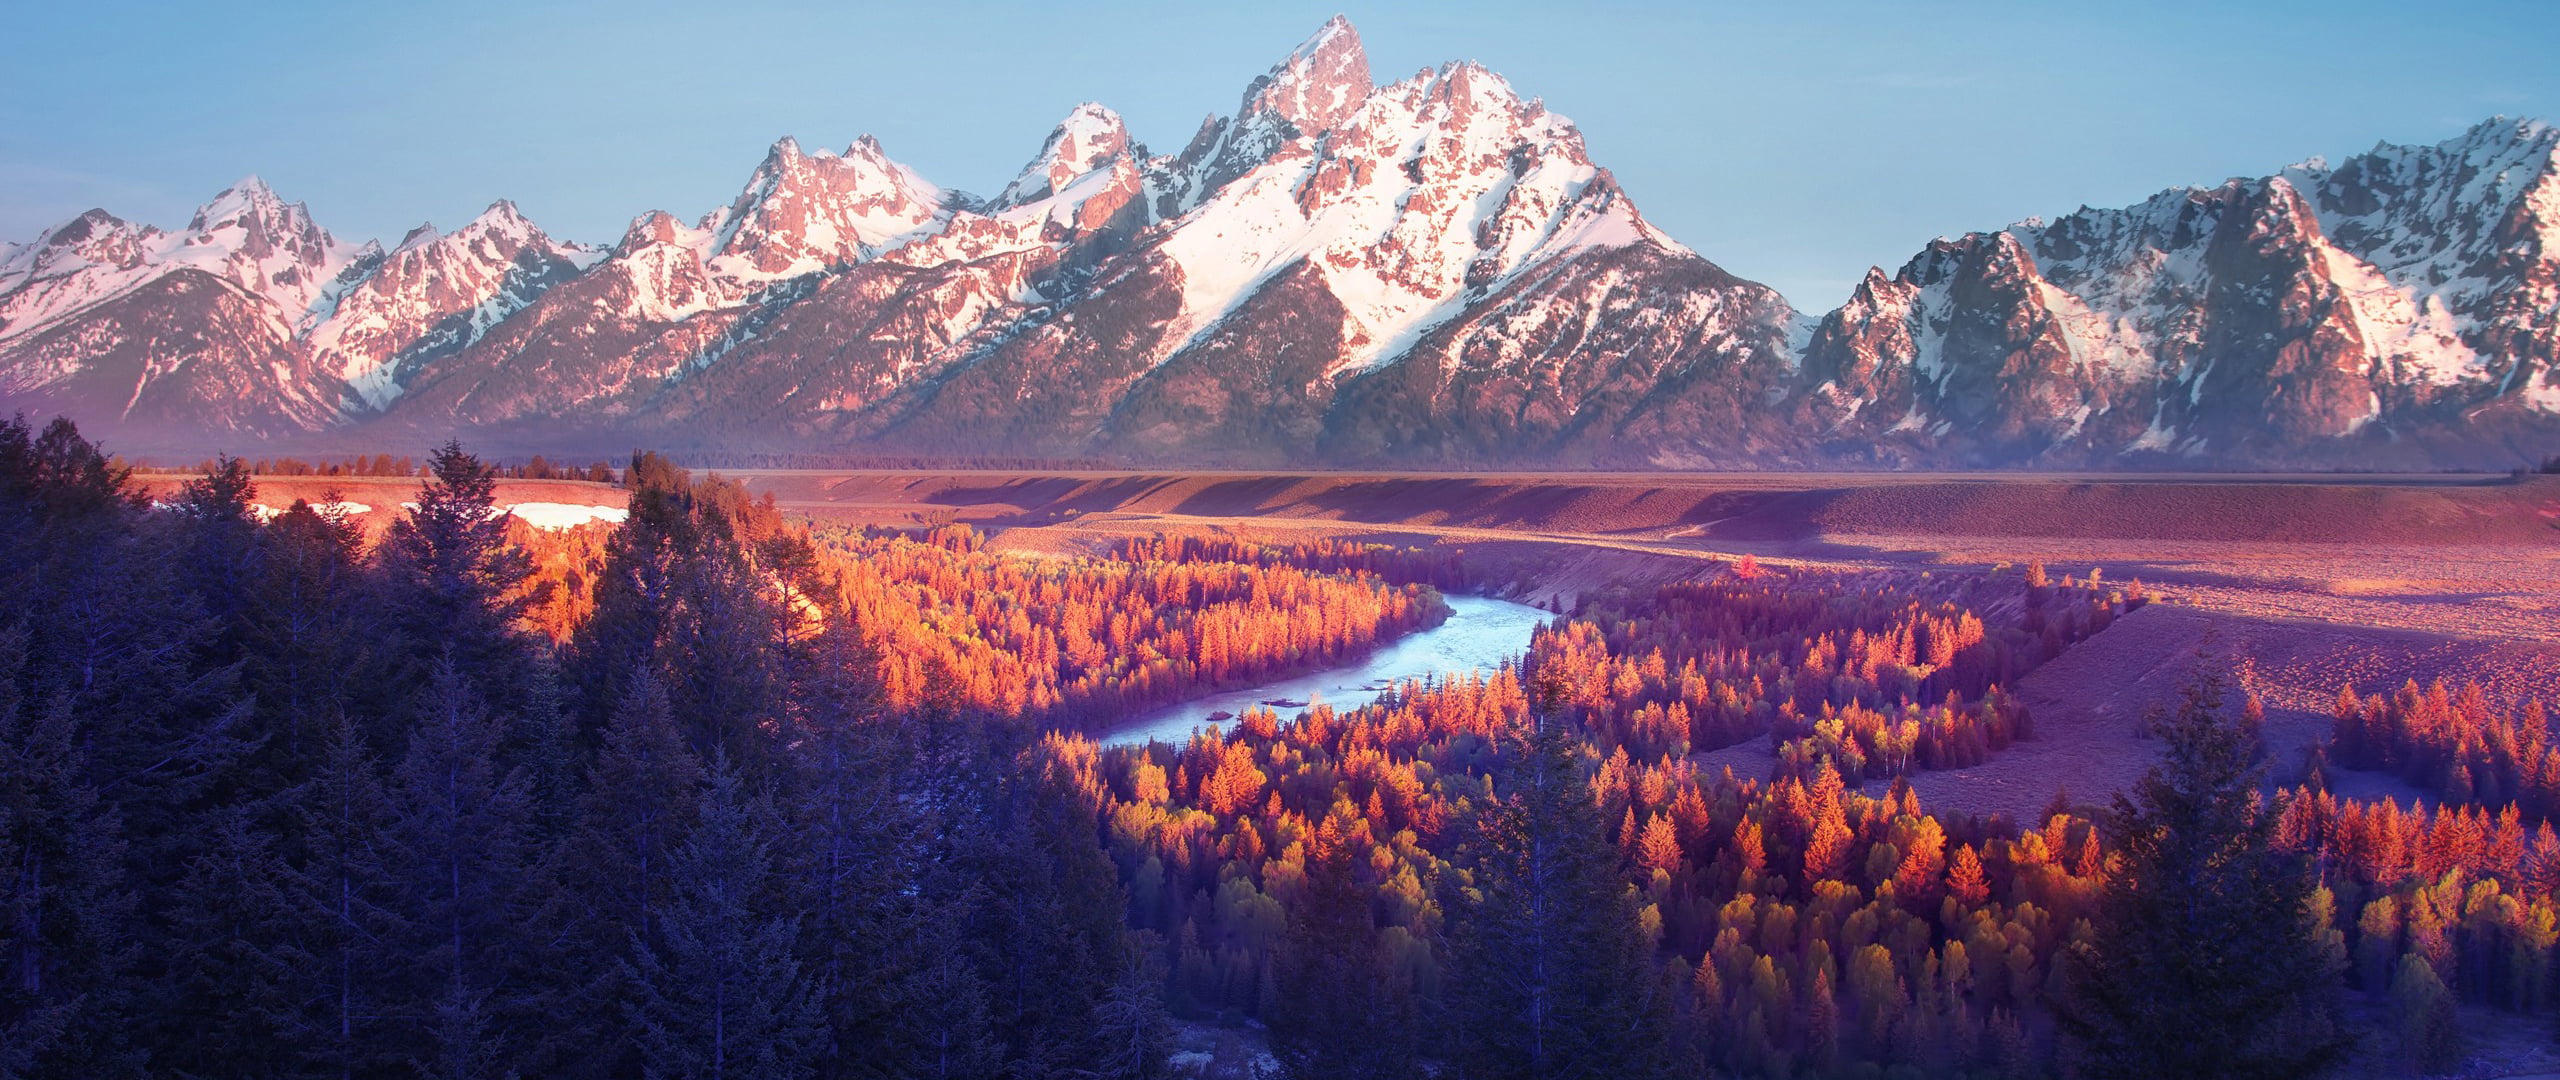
[4,16,2557,468]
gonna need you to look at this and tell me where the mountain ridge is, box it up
[4,19,2556,468]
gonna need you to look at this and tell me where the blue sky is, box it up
[5,0,2555,307]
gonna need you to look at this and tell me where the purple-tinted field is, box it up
[725,468,2560,822]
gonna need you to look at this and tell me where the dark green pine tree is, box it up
[858,919,1005,1080]
[1268,816,1417,1080]
[0,626,143,1079]
[573,672,704,946]
[377,442,534,717]
[571,453,699,737]
[0,419,254,1077]
[570,453,789,769]
[777,624,938,1079]
[164,455,267,657]
[285,716,404,1080]
[157,806,316,1080]
[515,655,587,836]
[658,512,791,769]
[959,740,1147,1080]
[378,661,557,1078]
[1,419,247,867]
[238,496,386,800]
[560,672,705,1079]
[624,753,822,1080]
[2060,670,2351,1079]
[1449,687,1671,1080]
[1088,954,1175,1080]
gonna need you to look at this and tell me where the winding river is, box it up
[1099,594,1554,748]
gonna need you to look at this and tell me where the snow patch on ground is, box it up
[246,500,372,522]
[503,502,628,529]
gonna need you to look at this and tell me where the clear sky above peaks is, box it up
[5,0,2555,307]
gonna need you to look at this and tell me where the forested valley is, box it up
[0,412,2545,1079]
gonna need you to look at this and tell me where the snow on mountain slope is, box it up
[0,211,167,343]
[2284,117,2560,405]
[1152,54,1690,379]
[1325,241,1799,466]
[4,16,2557,467]
[699,135,958,291]
[376,210,757,427]
[0,269,348,440]
[0,179,374,440]
[0,178,366,347]
[856,20,1780,465]
[308,201,597,411]
[387,104,1162,440]
[1800,118,2560,466]
[994,103,1134,210]
[1149,13,1375,218]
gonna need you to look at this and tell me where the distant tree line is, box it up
[130,453,621,483]
[2326,679,2560,815]
[655,452,1129,471]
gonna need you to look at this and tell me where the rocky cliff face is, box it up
[0,179,366,437]
[4,20,2556,468]
[1798,118,2560,467]
[308,201,597,412]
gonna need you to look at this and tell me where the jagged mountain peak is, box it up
[1165,16,1381,211]
[456,199,561,253]
[307,196,592,412]
[1244,14,1372,138]
[995,103,1134,209]
[187,175,307,235]
[622,209,702,253]
[190,173,273,212]
[696,131,952,285]
[387,203,537,257]
[44,208,143,249]
[474,197,532,227]
[5,31,2554,471]
[1797,115,2560,466]
[1138,33,1706,383]
[2455,114,2557,150]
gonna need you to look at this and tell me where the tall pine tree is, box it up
[378,442,534,718]
[1448,679,1670,1080]
[0,626,142,1078]
[377,662,557,1077]
[561,672,705,1078]
[623,753,821,1080]
[1268,815,1417,1080]
[2060,670,2350,1078]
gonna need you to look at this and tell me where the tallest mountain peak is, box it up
[1245,13,1372,137]
[1296,13,1360,57]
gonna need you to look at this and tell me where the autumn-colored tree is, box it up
[1946,843,1990,907]
[1200,741,1266,817]
[1268,817,1416,1080]
[1637,813,1683,876]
